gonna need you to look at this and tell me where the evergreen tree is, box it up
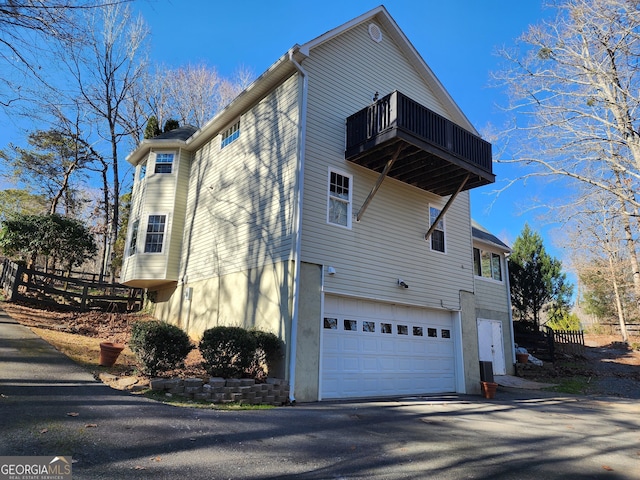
[509,224,573,330]
[163,118,179,132]
[144,116,161,139]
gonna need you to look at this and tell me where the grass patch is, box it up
[142,390,275,410]
[545,376,591,395]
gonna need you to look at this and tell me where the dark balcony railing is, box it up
[345,91,494,196]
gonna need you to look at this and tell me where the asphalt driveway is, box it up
[1,309,639,480]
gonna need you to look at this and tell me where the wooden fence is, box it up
[549,328,585,356]
[0,259,143,312]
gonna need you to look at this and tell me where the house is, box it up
[120,5,514,402]
[472,220,514,377]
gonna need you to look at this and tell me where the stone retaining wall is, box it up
[149,376,290,406]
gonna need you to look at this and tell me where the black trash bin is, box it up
[479,361,494,383]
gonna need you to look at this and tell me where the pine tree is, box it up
[509,224,573,330]
[144,116,161,139]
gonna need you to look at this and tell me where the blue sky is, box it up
[133,0,557,254]
[0,1,563,261]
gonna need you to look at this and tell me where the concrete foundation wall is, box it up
[293,262,322,402]
[460,290,481,395]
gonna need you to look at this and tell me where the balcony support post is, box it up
[356,144,402,222]
[424,173,470,240]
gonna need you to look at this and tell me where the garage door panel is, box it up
[321,296,457,399]
[361,337,377,353]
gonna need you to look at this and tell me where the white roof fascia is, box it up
[126,139,189,166]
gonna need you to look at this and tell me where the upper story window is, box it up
[221,120,240,149]
[144,215,166,253]
[127,219,140,257]
[327,169,352,228]
[428,206,445,253]
[473,247,503,282]
[154,153,174,174]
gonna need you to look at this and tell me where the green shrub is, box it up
[546,313,581,331]
[200,326,257,378]
[129,320,193,376]
[248,329,283,380]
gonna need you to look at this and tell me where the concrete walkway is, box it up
[2,308,640,480]
[495,374,558,390]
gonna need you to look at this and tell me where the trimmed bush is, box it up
[199,326,257,378]
[129,320,193,376]
[248,329,283,380]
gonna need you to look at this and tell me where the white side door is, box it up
[477,319,506,375]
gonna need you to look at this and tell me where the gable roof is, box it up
[127,5,478,165]
[472,220,510,252]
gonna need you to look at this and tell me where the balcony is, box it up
[345,91,494,196]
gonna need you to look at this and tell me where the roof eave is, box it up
[126,47,303,165]
[473,236,511,253]
[186,48,302,151]
[126,139,190,166]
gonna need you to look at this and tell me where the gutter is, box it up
[287,48,308,403]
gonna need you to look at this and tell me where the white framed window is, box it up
[144,214,167,253]
[473,247,503,282]
[154,153,174,174]
[221,120,240,148]
[428,206,445,252]
[138,161,147,181]
[327,168,352,228]
[127,219,140,257]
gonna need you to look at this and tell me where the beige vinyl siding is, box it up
[179,75,299,283]
[121,149,187,284]
[474,267,510,314]
[300,21,475,309]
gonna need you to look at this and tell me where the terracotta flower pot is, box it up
[99,342,125,367]
[516,353,529,364]
[480,381,498,399]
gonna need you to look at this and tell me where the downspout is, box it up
[288,48,308,403]
[504,253,516,364]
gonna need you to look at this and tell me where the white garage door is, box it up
[321,295,457,399]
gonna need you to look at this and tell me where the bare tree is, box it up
[62,2,148,280]
[0,1,129,107]
[143,63,255,129]
[563,188,631,341]
[494,0,640,307]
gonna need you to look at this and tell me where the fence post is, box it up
[80,285,89,311]
[545,326,555,362]
[9,263,24,302]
